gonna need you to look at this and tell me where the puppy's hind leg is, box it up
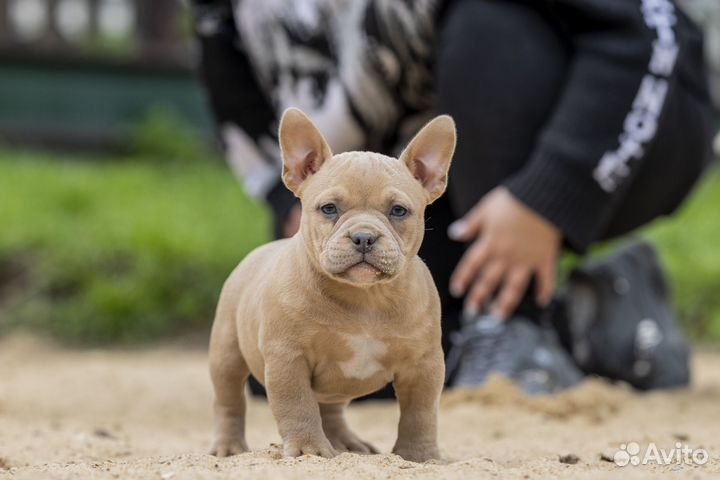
[209,310,250,457]
[320,403,378,454]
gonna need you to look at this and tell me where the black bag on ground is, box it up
[562,241,691,390]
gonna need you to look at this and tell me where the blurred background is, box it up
[0,0,719,345]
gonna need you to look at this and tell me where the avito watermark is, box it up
[614,442,709,467]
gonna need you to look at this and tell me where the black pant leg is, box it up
[429,0,570,323]
[435,0,571,216]
[419,194,465,353]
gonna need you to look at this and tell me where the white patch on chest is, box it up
[338,334,387,380]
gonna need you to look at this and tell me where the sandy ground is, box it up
[0,335,718,480]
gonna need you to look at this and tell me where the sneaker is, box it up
[564,241,690,390]
[446,314,583,394]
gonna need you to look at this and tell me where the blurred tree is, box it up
[136,0,183,61]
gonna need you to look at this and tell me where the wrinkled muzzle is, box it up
[319,219,404,283]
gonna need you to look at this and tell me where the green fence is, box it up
[0,54,213,150]
[0,0,212,150]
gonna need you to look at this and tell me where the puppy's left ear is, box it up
[279,108,333,195]
[399,115,456,203]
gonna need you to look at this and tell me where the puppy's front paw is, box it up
[210,437,249,457]
[393,443,441,463]
[284,436,338,458]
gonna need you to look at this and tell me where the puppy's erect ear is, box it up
[279,108,333,195]
[399,115,456,203]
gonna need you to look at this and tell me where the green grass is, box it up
[0,150,269,343]
[0,148,718,343]
[645,167,720,339]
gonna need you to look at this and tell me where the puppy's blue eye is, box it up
[390,205,408,218]
[320,203,338,216]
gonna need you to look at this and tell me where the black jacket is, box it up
[502,0,716,249]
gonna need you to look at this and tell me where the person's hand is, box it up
[448,187,561,319]
[283,204,302,238]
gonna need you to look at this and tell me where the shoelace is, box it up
[632,317,663,378]
[445,315,515,385]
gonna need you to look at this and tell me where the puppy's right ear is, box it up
[279,108,333,195]
[399,115,456,204]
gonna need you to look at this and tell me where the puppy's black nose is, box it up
[351,232,376,253]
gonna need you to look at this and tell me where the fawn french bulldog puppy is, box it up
[209,108,455,462]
